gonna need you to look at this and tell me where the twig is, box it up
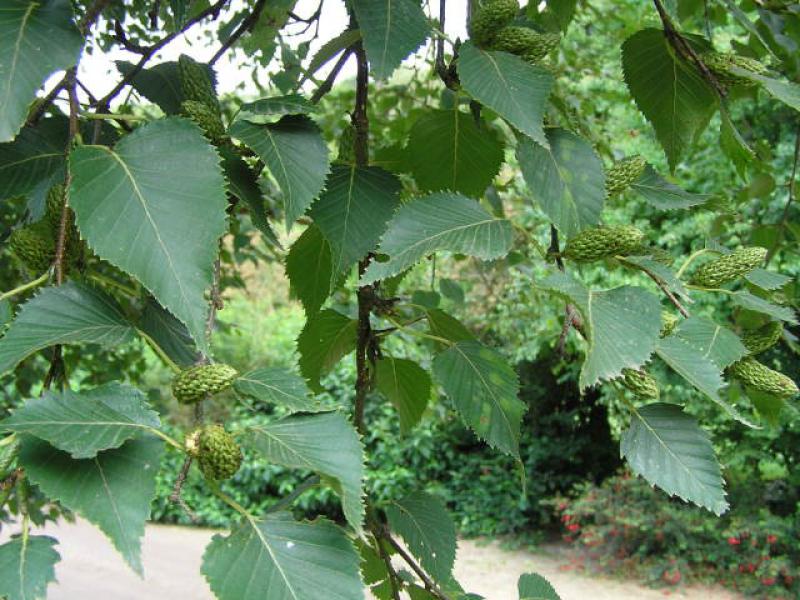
[381,527,452,600]
[434,0,459,90]
[310,47,353,104]
[549,225,582,353]
[209,0,268,65]
[622,258,691,318]
[651,0,727,99]
[371,525,402,600]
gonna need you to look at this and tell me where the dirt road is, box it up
[0,519,742,599]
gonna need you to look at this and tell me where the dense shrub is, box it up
[553,473,800,598]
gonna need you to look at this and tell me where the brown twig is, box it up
[209,0,268,65]
[434,0,459,90]
[310,47,353,104]
[169,455,199,522]
[371,525,402,600]
[381,527,452,600]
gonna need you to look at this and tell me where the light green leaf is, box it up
[230,115,329,230]
[745,268,791,291]
[518,572,560,600]
[310,165,401,280]
[234,367,324,413]
[201,514,363,600]
[732,292,797,324]
[0,282,135,375]
[622,28,716,169]
[297,309,358,393]
[385,491,456,584]
[407,108,504,197]
[671,316,747,370]
[621,402,728,515]
[0,116,67,200]
[539,273,662,389]
[458,42,553,145]
[361,192,513,285]
[69,118,228,353]
[629,164,709,209]
[0,0,83,142]
[286,224,333,315]
[350,0,430,80]
[0,535,60,600]
[138,296,199,368]
[245,412,364,534]
[375,357,431,433]
[432,340,524,457]
[517,128,604,238]
[20,436,164,574]
[1,383,160,458]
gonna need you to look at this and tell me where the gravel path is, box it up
[0,519,743,599]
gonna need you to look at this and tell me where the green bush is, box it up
[553,473,800,597]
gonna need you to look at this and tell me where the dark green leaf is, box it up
[0,282,135,375]
[518,572,560,600]
[458,42,553,146]
[2,383,160,458]
[0,116,67,201]
[0,535,60,600]
[239,94,316,120]
[361,192,513,285]
[622,255,690,299]
[425,309,475,343]
[297,309,358,392]
[116,61,185,115]
[433,340,524,457]
[621,403,728,515]
[732,292,797,324]
[286,225,333,315]
[407,108,504,197]
[375,357,431,432]
[629,164,709,209]
[138,296,200,368]
[234,366,323,412]
[517,128,604,238]
[20,436,164,574]
[745,268,791,291]
[306,29,362,76]
[70,118,228,353]
[671,316,747,370]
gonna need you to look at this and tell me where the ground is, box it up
[0,519,744,599]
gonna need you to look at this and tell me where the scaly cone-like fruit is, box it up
[469,0,519,47]
[563,225,644,262]
[605,155,647,196]
[620,368,660,400]
[8,222,55,273]
[490,27,560,63]
[336,123,357,164]
[740,321,783,355]
[178,54,220,114]
[181,100,226,144]
[689,247,767,288]
[172,363,238,404]
[660,311,680,337]
[189,425,242,481]
[701,52,767,88]
[43,184,83,266]
[728,358,798,399]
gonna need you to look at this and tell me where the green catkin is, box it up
[605,155,647,196]
[689,247,767,288]
[728,358,798,399]
[187,425,242,481]
[701,52,767,88]
[563,225,644,262]
[172,363,238,404]
[621,368,660,400]
[740,322,783,355]
[468,0,519,47]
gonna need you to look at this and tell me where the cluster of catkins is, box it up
[469,0,560,64]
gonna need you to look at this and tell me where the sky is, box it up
[73,0,471,105]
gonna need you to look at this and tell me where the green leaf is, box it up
[458,42,554,146]
[361,192,513,285]
[286,225,333,315]
[622,255,690,299]
[350,0,430,80]
[310,165,401,280]
[239,94,316,120]
[138,296,199,368]
[245,412,364,533]
[671,316,747,370]
[629,164,709,209]
[201,514,363,600]
[306,29,362,77]
[230,115,330,230]
[432,340,524,457]
[732,292,798,324]
[297,309,358,393]
[622,28,716,169]
[539,273,662,390]
[220,146,279,248]
[1,383,160,458]
[518,572,560,600]
[0,0,83,142]
[116,61,186,115]
[234,367,324,413]
[734,70,800,112]
[0,535,60,600]
[70,118,228,353]
[0,282,135,376]
[517,128,604,238]
[425,309,475,343]
[0,116,67,200]
[720,107,754,179]
[621,402,728,515]
[745,268,791,291]
[385,491,456,584]
[375,357,431,433]
[407,108,504,197]
[19,436,164,574]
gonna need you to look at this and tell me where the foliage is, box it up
[553,473,800,598]
[0,0,798,598]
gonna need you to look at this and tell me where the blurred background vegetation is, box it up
[2,0,798,597]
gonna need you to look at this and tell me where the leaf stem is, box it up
[676,248,712,278]
[87,273,139,297]
[0,271,49,302]
[384,316,452,346]
[149,428,184,451]
[80,112,148,121]
[208,480,257,522]
[265,475,320,513]
[686,284,735,295]
[136,328,182,373]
